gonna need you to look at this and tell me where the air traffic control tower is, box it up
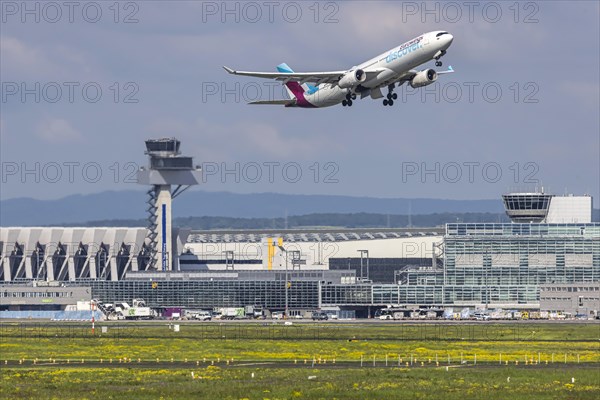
[137,138,201,271]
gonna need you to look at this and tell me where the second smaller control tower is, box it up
[137,138,202,271]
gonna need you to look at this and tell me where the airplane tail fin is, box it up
[276,63,317,99]
[277,63,302,99]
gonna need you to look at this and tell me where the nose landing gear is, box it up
[434,50,446,67]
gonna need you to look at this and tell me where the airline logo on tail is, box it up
[275,63,316,108]
[277,63,319,95]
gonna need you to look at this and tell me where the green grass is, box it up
[1,322,599,398]
[2,366,599,399]
[1,322,598,363]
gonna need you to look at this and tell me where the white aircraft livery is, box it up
[223,31,454,108]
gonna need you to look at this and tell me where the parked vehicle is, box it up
[311,311,328,321]
[218,307,245,319]
[93,299,156,320]
[271,311,284,320]
[245,305,265,319]
[186,310,212,321]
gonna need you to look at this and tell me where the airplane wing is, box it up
[248,99,297,106]
[365,66,456,100]
[395,65,455,84]
[223,66,347,85]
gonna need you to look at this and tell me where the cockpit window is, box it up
[436,32,449,37]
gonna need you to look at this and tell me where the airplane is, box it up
[223,30,454,108]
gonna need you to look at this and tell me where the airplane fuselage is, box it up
[294,31,453,108]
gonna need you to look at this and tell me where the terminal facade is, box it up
[1,176,598,317]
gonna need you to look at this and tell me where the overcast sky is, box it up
[1,1,598,202]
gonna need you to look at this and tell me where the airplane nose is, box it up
[446,34,454,46]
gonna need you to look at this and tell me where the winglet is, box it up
[223,66,235,74]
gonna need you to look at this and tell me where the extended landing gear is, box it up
[383,85,397,106]
[342,92,356,107]
[434,50,446,67]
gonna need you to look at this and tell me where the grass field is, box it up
[1,321,599,399]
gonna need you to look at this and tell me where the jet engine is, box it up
[409,69,438,88]
[338,69,367,89]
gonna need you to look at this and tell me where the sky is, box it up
[1,1,599,202]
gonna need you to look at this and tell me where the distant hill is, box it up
[1,190,506,226]
[2,190,597,227]
[55,212,510,229]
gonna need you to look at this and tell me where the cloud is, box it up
[0,36,93,80]
[1,2,597,201]
[144,117,343,161]
[0,36,43,75]
[36,118,82,142]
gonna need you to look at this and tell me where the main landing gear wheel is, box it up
[383,83,396,106]
[383,91,397,106]
[343,93,354,106]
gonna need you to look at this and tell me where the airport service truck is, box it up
[218,307,245,319]
[94,299,155,320]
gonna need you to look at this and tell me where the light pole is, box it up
[278,245,289,318]
[484,251,490,311]
[278,247,305,318]
[357,250,369,281]
[285,249,289,318]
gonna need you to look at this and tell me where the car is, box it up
[379,314,393,320]
[193,311,212,321]
[311,312,328,321]
[271,312,284,320]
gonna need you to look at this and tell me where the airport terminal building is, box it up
[1,192,598,317]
